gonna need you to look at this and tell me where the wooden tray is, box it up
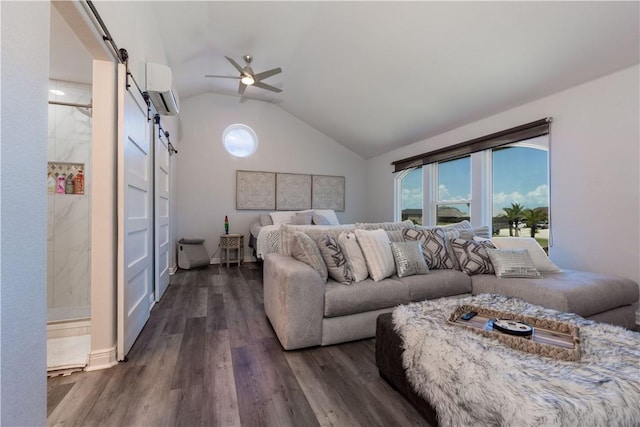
[448,304,581,361]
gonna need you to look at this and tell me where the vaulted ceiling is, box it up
[53,2,640,159]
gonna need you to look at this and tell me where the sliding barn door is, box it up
[117,64,153,360]
[154,123,170,301]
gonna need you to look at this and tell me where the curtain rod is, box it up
[49,100,92,109]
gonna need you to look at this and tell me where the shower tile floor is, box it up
[47,334,90,375]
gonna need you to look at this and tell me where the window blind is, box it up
[391,118,551,173]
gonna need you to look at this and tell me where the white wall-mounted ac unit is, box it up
[146,62,179,116]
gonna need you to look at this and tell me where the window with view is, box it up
[492,140,549,248]
[393,120,551,242]
[398,168,423,225]
[436,156,471,225]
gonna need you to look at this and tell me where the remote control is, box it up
[461,311,478,321]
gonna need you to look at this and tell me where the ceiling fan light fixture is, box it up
[241,74,255,85]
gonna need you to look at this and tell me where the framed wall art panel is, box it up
[276,173,312,210]
[312,175,345,211]
[236,170,276,210]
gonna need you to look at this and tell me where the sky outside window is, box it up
[492,146,548,215]
[438,157,470,201]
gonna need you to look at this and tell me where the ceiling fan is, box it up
[205,55,282,96]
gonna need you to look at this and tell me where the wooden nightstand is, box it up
[219,233,244,267]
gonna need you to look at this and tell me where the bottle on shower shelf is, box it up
[65,173,75,194]
[56,174,66,194]
[47,172,56,194]
[74,167,84,195]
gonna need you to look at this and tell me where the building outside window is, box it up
[435,156,471,225]
[398,167,423,225]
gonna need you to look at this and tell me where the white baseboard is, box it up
[84,345,118,371]
[169,265,178,275]
[47,319,91,339]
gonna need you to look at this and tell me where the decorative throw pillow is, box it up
[356,220,415,231]
[386,229,405,242]
[291,231,328,282]
[317,234,354,285]
[471,225,491,239]
[259,214,274,226]
[402,227,454,270]
[338,232,369,282]
[486,248,543,279]
[490,237,562,273]
[270,211,294,226]
[312,214,332,225]
[313,209,340,225]
[354,229,396,281]
[390,241,430,278]
[451,238,496,275]
[291,214,313,225]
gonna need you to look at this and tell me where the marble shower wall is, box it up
[47,80,92,322]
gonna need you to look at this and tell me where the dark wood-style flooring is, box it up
[47,263,431,426]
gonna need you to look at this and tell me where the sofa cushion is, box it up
[490,237,562,273]
[355,220,415,231]
[355,229,396,281]
[324,277,409,317]
[400,269,472,302]
[280,224,356,256]
[459,226,491,240]
[338,232,369,282]
[451,238,496,275]
[291,232,328,282]
[471,270,640,317]
[317,234,353,285]
[390,241,430,278]
[402,227,455,270]
[487,248,542,279]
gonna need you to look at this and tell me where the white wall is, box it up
[0,2,49,425]
[176,93,367,260]
[367,65,640,285]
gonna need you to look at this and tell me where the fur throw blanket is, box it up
[393,294,640,427]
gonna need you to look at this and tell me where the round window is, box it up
[222,124,258,158]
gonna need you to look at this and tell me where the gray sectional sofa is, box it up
[263,224,639,350]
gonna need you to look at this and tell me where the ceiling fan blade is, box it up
[253,67,282,82]
[225,56,244,73]
[238,81,247,96]
[204,75,240,79]
[252,81,282,93]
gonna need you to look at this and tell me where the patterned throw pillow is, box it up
[390,241,430,278]
[317,234,354,285]
[486,248,543,279]
[291,231,328,282]
[354,229,396,281]
[450,238,496,275]
[402,228,454,269]
[338,232,369,282]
